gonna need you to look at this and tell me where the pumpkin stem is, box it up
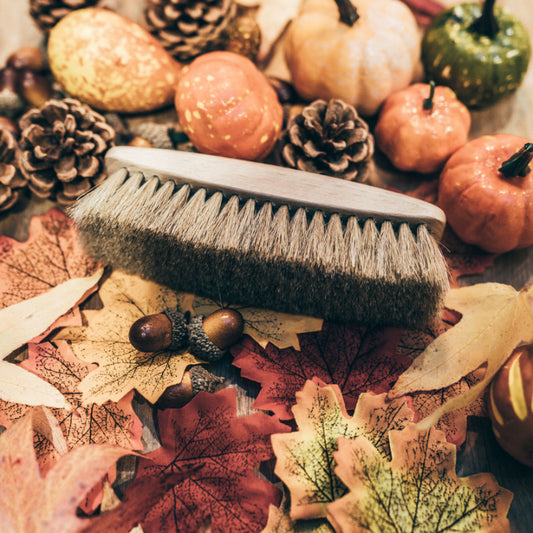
[499,143,533,178]
[469,0,499,38]
[334,0,359,26]
[423,81,436,111]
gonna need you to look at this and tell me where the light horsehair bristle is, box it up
[70,168,449,327]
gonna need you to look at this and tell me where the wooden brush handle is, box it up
[105,147,446,239]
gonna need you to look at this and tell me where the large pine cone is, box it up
[145,0,237,61]
[18,98,115,205]
[30,0,98,33]
[0,127,28,212]
[279,99,375,183]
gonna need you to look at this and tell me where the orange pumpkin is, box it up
[175,51,283,161]
[374,82,471,174]
[438,134,533,254]
[489,343,533,467]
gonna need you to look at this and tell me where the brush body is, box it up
[71,147,449,327]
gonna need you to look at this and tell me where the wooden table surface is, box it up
[1,1,532,531]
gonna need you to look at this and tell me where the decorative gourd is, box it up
[422,0,531,108]
[175,51,283,161]
[438,134,533,254]
[284,0,420,116]
[489,343,533,467]
[374,82,471,174]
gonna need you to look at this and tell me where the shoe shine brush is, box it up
[70,146,449,327]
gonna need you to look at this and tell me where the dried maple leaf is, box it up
[262,503,334,533]
[0,208,101,331]
[232,323,409,420]
[179,294,323,351]
[271,381,415,521]
[0,406,135,533]
[0,341,143,454]
[123,387,290,533]
[327,426,513,532]
[57,271,204,404]
[390,283,533,430]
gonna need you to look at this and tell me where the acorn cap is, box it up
[187,315,226,362]
[163,307,189,350]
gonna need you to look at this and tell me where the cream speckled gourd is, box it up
[284,0,421,116]
[48,8,182,113]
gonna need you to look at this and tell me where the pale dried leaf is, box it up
[0,269,103,360]
[0,360,70,409]
[256,0,303,62]
[390,283,533,429]
[179,294,323,350]
[57,271,204,404]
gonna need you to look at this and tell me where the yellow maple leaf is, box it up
[178,294,323,350]
[389,283,533,430]
[57,271,204,405]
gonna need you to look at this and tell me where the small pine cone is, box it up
[129,122,174,149]
[30,0,99,33]
[279,99,375,183]
[144,0,237,61]
[0,127,28,212]
[18,98,115,205]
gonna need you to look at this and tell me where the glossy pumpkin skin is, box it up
[374,83,471,174]
[284,0,420,116]
[175,51,283,161]
[422,3,531,108]
[438,134,533,254]
[489,343,533,467]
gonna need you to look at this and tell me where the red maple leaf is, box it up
[0,341,142,454]
[123,387,290,533]
[0,209,101,335]
[231,323,409,420]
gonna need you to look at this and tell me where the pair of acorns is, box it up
[129,307,244,361]
[129,307,244,410]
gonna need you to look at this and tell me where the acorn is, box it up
[19,71,53,108]
[6,46,47,72]
[488,343,533,467]
[155,366,224,409]
[188,309,245,362]
[129,308,188,352]
[127,136,153,148]
[0,67,24,118]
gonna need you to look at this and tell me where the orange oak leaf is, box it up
[56,270,205,404]
[271,381,415,521]
[0,406,135,533]
[179,294,323,350]
[0,341,143,455]
[327,426,513,532]
[123,387,290,533]
[232,323,408,420]
[0,208,102,333]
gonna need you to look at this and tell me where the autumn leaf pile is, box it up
[0,208,531,532]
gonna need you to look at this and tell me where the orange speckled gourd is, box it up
[175,51,283,161]
[375,83,471,174]
[284,0,420,116]
[438,134,533,254]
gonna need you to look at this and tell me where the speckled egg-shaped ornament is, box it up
[48,8,182,113]
[175,51,283,161]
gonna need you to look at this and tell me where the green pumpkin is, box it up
[421,0,531,108]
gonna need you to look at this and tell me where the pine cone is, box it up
[279,99,375,183]
[30,0,98,33]
[0,127,28,212]
[18,98,115,205]
[145,0,237,61]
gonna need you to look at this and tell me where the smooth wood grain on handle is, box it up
[105,146,446,239]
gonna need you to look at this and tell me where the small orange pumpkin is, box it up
[374,82,471,174]
[489,342,533,467]
[438,134,533,254]
[175,51,283,161]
